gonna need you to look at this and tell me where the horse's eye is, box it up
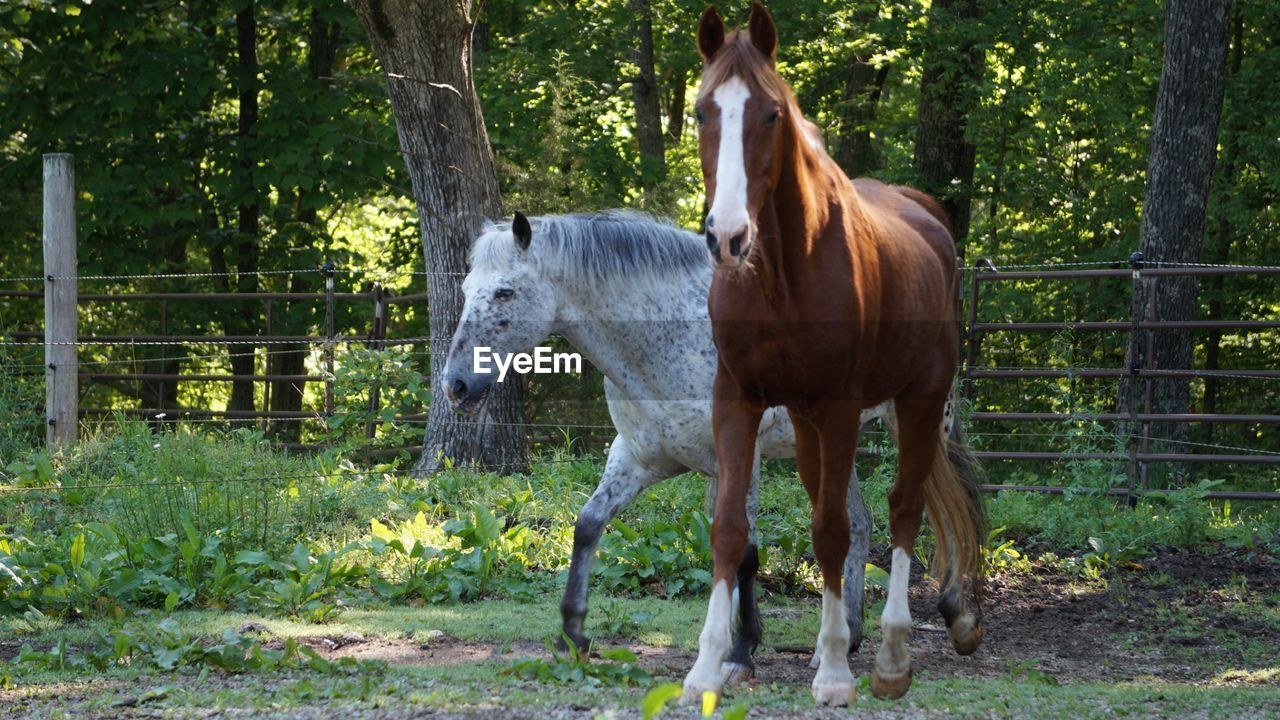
[494,288,514,300]
[695,109,706,126]
[764,111,779,127]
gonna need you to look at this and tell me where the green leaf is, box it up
[234,550,272,566]
[599,647,637,663]
[164,591,179,613]
[611,518,640,542]
[69,533,85,570]
[641,682,683,720]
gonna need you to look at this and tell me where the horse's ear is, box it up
[698,6,726,62]
[512,212,532,251]
[748,2,777,61]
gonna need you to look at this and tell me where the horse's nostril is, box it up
[706,230,719,251]
[729,232,744,257]
[452,378,467,398]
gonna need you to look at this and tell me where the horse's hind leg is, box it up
[843,464,871,652]
[871,396,940,700]
[560,435,670,652]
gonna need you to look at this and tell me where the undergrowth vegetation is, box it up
[2,419,1278,637]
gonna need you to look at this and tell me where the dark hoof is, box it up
[555,633,592,656]
[948,617,983,656]
[870,665,912,699]
[721,660,755,685]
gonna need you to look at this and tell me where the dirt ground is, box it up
[267,547,1280,687]
[2,548,1278,718]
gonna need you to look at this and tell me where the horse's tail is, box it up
[921,384,986,602]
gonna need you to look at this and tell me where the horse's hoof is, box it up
[554,633,592,656]
[812,680,856,706]
[721,661,754,685]
[870,665,912,699]
[681,682,720,706]
[947,615,983,656]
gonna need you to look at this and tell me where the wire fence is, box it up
[2,255,1279,500]
[5,254,1279,286]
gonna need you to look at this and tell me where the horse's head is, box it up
[443,212,558,415]
[691,4,788,271]
[694,3,791,272]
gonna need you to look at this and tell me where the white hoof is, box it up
[681,681,721,706]
[812,680,856,706]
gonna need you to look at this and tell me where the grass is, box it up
[4,604,1280,718]
[3,419,1280,717]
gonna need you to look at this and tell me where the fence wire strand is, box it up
[4,257,1280,286]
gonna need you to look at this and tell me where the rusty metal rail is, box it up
[961,256,1279,494]
[3,257,1279,499]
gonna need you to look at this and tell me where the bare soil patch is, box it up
[277,547,1279,688]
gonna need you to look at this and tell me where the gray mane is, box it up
[470,210,709,293]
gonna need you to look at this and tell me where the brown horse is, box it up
[682,3,987,706]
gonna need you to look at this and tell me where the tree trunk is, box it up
[350,0,526,475]
[227,2,261,414]
[913,0,986,253]
[1201,6,1244,446]
[663,66,688,145]
[631,0,666,184]
[832,1,888,178]
[269,9,344,441]
[1124,0,1232,470]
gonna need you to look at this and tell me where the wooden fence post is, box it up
[43,153,78,449]
[1124,251,1145,507]
[323,262,335,416]
[366,282,385,440]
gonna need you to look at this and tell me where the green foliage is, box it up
[4,419,374,552]
[11,617,385,676]
[502,636,651,686]
[0,356,43,463]
[596,513,712,597]
[641,683,684,720]
[324,347,432,454]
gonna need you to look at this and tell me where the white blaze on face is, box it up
[709,76,752,243]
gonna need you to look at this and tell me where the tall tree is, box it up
[912,0,986,252]
[1125,0,1233,457]
[215,1,262,413]
[350,0,526,474]
[832,2,889,178]
[268,7,344,440]
[1200,5,1244,445]
[631,0,666,184]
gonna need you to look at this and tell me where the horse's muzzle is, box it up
[444,372,491,415]
[706,226,753,271]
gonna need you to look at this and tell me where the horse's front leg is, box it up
[722,448,763,684]
[683,375,762,704]
[560,435,669,652]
